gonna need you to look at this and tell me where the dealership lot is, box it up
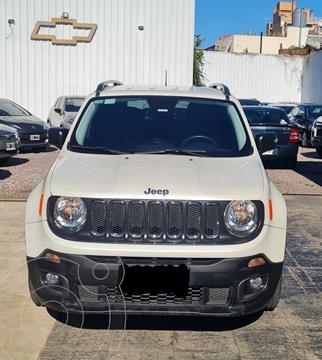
[0,196,321,360]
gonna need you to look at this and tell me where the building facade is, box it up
[0,0,195,120]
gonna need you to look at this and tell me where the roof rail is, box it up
[208,83,231,97]
[95,80,123,96]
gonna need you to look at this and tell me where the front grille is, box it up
[19,132,47,140]
[316,129,322,137]
[103,287,203,305]
[77,286,230,306]
[90,200,220,243]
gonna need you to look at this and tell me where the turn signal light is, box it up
[45,252,61,264]
[269,199,273,221]
[248,257,266,268]
[38,193,44,216]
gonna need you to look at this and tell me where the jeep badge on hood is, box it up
[144,188,170,196]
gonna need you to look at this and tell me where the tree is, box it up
[193,35,205,86]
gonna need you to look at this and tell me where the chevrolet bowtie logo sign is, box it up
[30,18,97,46]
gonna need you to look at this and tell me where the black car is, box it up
[0,99,49,152]
[290,104,322,148]
[243,106,299,169]
[0,124,20,163]
[239,98,262,106]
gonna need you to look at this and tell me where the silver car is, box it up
[47,96,85,129]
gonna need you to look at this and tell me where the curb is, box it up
[0,198,27,202]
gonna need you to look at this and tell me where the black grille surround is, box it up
[47,197,265,245]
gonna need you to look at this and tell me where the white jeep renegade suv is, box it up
[26,81,287,317]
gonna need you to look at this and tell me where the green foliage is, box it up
[193,35,205,86]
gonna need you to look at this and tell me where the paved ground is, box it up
[1,147,322,199]
[0,197,321,360]
[0,147,59,199]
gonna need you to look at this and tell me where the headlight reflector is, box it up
[224,200,258,237]
[53,197,87,231]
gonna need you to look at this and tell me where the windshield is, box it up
[244,108,289,126]
[307,105,322,120]
[65,98,84,112]
[70,96,252,157]
[0,101,30,116]
[276,106,294,114]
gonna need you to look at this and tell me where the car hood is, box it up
[0,123,18,135]
[0,116,45,132]
[50,153,265,200]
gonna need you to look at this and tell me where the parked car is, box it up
[0,124,20,164]
[289,104,322,148]
[267,103,297,116]
[310,116,322,158]
[239,98,262,106]
[47,96,85,128]
[0,99,49,152]
[243,106,299,169]
[26,81,287,319]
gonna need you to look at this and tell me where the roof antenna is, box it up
[165,70,168,87]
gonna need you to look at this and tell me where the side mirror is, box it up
[54,108,62,115]
[48,128,69,149]
[255,133,277,155]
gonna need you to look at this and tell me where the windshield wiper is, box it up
[135,149,208,157]
[68,144,126,155]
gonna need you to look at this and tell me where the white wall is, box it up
[0,0,195,120]
[302,51,322,103]
[203,51,304,103]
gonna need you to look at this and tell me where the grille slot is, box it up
[207,288,230,305]
[205,203,219,239]
[110,201,126,237]
[148,202,163,240]
[78,285,99,302]
[316,129,322,137]
[186,202,202,240]
[91,201,106,236]
[167,202,183,240]
[128,201,145,239]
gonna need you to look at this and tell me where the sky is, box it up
[195,0,322,48]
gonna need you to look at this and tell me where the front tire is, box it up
[316,147,322,158]
[266,277,282,311]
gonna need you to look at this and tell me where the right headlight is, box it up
[53,197,87,232]
[224,200,258,238]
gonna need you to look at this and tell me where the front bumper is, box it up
[19,133,48,149]
[261,144,298,161]
[27,252,283,317]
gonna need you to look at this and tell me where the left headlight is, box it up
[53,197,87,232]
[224,200,258,238]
